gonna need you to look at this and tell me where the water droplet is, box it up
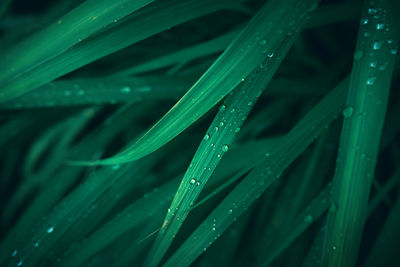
[332,245,337,251]
[33,242,39,247]
[248,101,253,106]
[376,23,384,30]
[342,107,353,118]
[212,227,216,231]
[47,227,54,234]
[120,86,131,93]
[363,32,371,37]
[219,105,226,111]
[219,121,225,127]
[77,90,85,96]
[304,215,313,224]
[368,8,377,15]
[353,51,363,60]
[203,134,210,141]
[373,41,383,50]
[265,152,270,157]
[235,127,240,133]
[222,145,229,152]
[11,250,17,257]
[370,61,377,67]
[366,77,376,85]
[360,18,368,25]
[214,126,219,132]
[387,39,393,44]
[16,260,23,266]
[228,209,233,214]
[391,48,398,54]
[267,52,274,58]
[190,179,197,185]
[196,181,201,186]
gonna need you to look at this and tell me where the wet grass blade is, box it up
[321,1,398,266]
[0,0,245,103]
[163,78,349,266]
[76,0,319,166]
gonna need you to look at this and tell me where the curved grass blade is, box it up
[74,0,319,166]
[0,0,245,103]
[163,78,349,266]
[321,1,398,266]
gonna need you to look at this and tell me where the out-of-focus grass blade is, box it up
[0,76,190,109]
[163,78,349,266]
[59,177,179,267]
[365,192,400,267]
[111,28,241,77]
[0,0,246,103]
[321,1,398,266]
[261,183,331,266]
[77,0,319,166]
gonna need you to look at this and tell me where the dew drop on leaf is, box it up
[190,178,197,185]
[376,23,384,30]
[203,134,210,141]
[360,18,368,25]
[222,145,229,152]
[304,215,313,224]
[11,250,17,257]
[372,41,383,50]
[391,48,398,55]
[342,107,353,118]
[47,226,54,234]
[370,61,377,67]
[366,77,376,85]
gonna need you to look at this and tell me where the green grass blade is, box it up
[0,0,245,103]
[0,76,189,109]
[0,0,153,101]
[76,0,319,166]
[321,1,398,266]
[163,78,348,266]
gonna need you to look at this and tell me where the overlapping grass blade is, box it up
[0,0,246,103]
[321,1,398,266]
[0,0,154,101]
[76,0,319,167]
[163,78,349,266]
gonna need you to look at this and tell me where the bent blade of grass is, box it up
[163,78,349,266]
[0,0,246,103]
[77,0,319,167]
[0,76,190,109]
[321,1,398,266]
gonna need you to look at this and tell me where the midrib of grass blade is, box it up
[321,1,398,266]
[77,0,319,167]
[163,78,349,267]
[0,0,153,100]
[143,56,269,267]
[0,76,190,109]
[0,0,246,103]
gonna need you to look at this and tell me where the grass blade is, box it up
[321,1,398,266]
